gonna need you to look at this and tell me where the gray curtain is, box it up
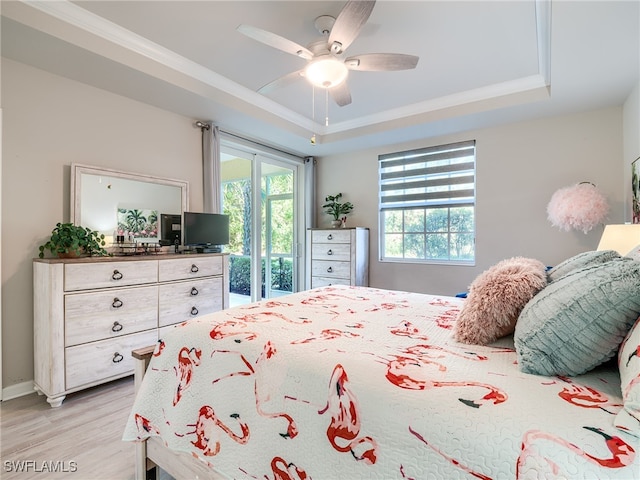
[304,156,316,229]
[202,124,221,213]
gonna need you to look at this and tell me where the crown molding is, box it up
[5,0,318,131]
[6,0,552,143]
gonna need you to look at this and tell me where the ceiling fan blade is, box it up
[345,53,419,71]
[258,70,304,95]
[330,82,352,107]
[237,24,313,60]
[328,1,376,54]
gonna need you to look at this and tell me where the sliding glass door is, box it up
[221,146,301,306]
[263,169,294,299]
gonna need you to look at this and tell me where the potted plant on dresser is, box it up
[38,222,109,258]
[322,193,354,228]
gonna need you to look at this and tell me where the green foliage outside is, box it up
[384,206,474,261]
[223,171,294,295]
[229,255,293,296]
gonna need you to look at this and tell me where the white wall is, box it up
[1,58,203,391]
[624,82,640,220]
[316,107,625,296]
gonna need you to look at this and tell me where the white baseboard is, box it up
[2,380,35,401]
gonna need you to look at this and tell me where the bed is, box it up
[123,278,640,479]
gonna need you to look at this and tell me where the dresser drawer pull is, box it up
[112,297,123,308]
[112,352,124,363]
[111,321,123,332]
[191,306,199,316]
[327,234,333,240]
[190,287,199,296]
[191,264,199,273]
[327,266,333,273]
[112,269,123,281]
[327,249,333,255]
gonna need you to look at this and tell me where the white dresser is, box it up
[306,227,369,288]
[33,253,229,407]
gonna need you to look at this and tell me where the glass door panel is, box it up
[221,152,253,307]
[261,162,295,300]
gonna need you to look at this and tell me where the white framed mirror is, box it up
[71,163,189,243]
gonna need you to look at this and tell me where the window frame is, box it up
[378,140,476,266]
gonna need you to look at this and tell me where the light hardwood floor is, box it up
[0,376,169,480]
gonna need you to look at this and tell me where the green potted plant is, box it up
[38,222,109,258]
[322,193,354,227]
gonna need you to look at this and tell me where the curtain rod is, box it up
[194,121,306,162]
[220,129,306,162]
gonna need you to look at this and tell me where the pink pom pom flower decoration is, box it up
[547,182,609,234]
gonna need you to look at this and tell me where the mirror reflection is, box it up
[71,164,189,244]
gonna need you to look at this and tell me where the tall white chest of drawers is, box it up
[33,253,229,407]
[306,227,369,288]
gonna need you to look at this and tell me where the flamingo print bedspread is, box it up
[123,285,639,479]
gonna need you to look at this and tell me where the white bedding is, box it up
[123,285,639,479]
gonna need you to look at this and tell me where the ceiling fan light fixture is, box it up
[305,57,348,89]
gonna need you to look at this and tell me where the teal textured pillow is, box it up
[514,259,640,376]
[547,249,621,282]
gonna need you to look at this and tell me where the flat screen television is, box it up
[160,214,182,246]
[183,212,230,253]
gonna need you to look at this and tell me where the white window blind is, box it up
[379,140,476,210]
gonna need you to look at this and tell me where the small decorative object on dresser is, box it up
[306,227,369,289]
[322,193,354,228]
[33,253,229,407]
[38,222,109,258]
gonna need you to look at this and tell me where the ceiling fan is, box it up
[237,0,419,107]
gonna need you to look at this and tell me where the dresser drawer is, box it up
[311,276,352,288]
[311,243,352,261]
[311,229,352,244]
[158,277,224,327]
[64,261,158,291]
[65,330,157,390]
[64,285,158,346]
[311,260,351,279]
[159,256,223,282]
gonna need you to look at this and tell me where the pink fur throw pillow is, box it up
[454,257,548,345]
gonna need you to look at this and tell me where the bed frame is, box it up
[132,347,228,480]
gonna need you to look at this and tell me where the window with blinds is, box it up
[379,140,476,264]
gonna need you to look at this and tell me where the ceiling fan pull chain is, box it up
[325,89,329,126]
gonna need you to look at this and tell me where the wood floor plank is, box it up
[0,377,173,480]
